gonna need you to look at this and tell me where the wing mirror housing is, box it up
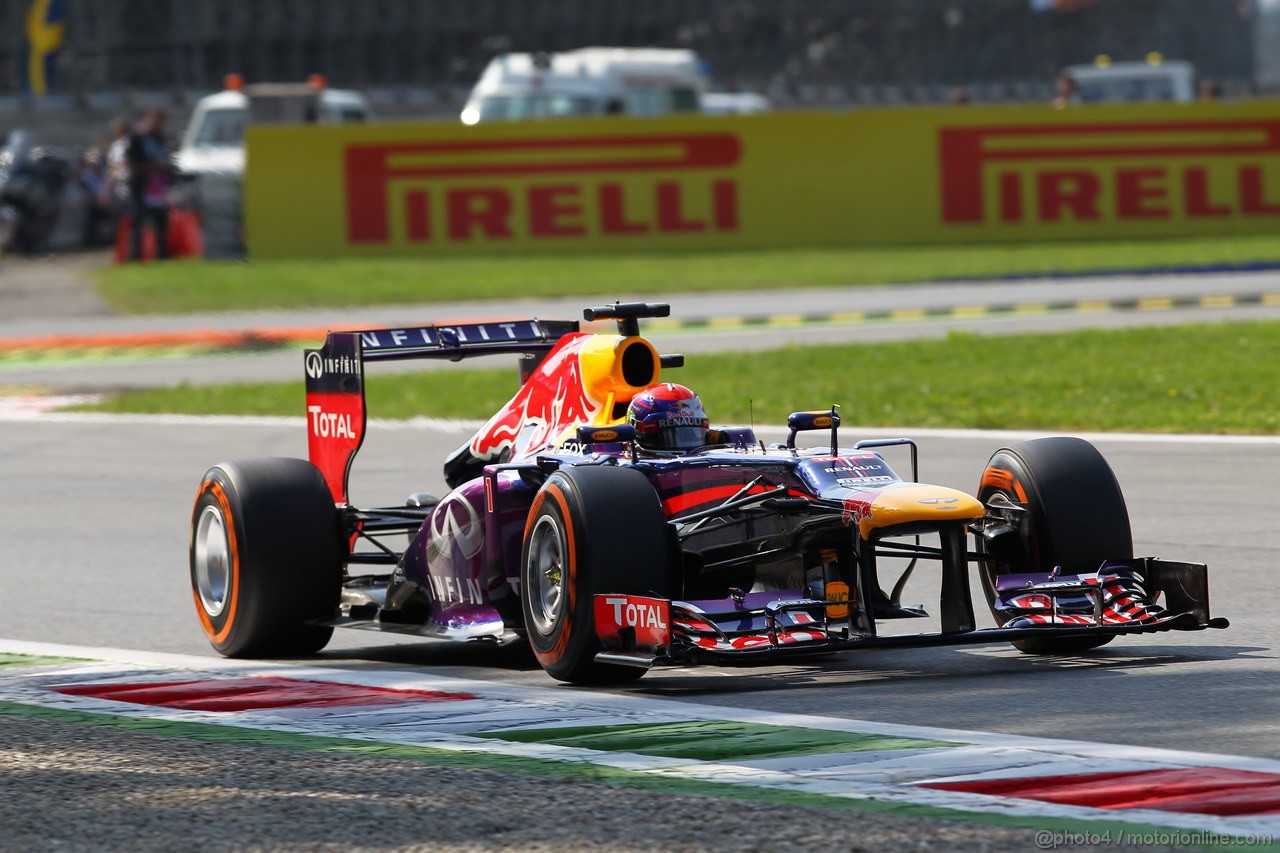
[786,408,841,453]
[577,424,637,448]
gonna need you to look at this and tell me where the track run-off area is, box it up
[2,270,1280,391]
[2,408,1279,849]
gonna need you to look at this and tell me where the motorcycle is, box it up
[0,133,72,255]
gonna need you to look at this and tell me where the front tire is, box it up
[977,437,1132,655]
[521,465,672,684]
[190,457,344,657]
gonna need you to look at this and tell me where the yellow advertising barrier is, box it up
[244,101,1280,258]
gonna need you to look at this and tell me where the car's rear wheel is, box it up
[190,457,344,657]
[976,437,1133,655]
[521,465,672,684]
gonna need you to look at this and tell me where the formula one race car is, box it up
[189,303,1228,684]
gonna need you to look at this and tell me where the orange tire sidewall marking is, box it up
[981,462,1036,583]
[192,479,241,645]
[526,482,577,668]
[981,465,1027,502]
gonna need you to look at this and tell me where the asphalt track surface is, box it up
[3,413,1276,764]
[3,268,1280,391]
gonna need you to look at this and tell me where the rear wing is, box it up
[303,317,579,502]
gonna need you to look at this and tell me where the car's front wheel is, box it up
[976,437,1133,655]
[521,465,672,684]
[190,457,344,657]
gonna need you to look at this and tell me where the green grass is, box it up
[71,321,1280,434]
[96,235,1280,314]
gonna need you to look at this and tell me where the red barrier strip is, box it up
[0,327,329,353]
[926,767,1280,816]
[51,677,475,712]
[0,314,511,354]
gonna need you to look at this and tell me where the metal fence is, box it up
[0,0,1263,106]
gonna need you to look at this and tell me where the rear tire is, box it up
[976,437,1132,655]
[521,465,672,684]
[190,457,344,657]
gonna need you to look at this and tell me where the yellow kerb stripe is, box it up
[829,311,866,324]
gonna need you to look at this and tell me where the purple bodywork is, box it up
[402,471,533,638]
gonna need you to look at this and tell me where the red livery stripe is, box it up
[662,484,809,516]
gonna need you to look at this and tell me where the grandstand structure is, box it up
[0,0,1268,135]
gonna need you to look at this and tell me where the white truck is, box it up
[175,76,371,257]
[1062,57,1197,104]
[461,47,764,124]
[177,76,371,176]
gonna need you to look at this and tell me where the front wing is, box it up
[592,557,1229,669]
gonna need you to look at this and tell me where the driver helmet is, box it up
[626,383,709,452]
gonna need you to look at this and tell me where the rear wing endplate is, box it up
[303,318,579,502]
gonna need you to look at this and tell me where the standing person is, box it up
[126,108,173,261]
[77,148,114,245]
[1051,72,1079,109]
[102,117,130,214]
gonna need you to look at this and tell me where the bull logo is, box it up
[841,497,875,526]
[470,340,601,460]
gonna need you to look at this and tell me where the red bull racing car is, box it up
[189,303,1227,684]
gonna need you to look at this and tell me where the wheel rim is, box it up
[527,514,566,637]
[194,504,231,618]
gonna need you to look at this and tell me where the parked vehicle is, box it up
[177,74,371,177]
[461,48,712,124]
[176,75,371,258]
[1062,56,1197,103]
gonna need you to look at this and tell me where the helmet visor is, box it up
[647,425,707,451]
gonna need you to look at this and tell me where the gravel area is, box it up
[0,251,114,322]
[0,715,1183,853]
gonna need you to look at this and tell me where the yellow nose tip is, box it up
[854,484,984,538]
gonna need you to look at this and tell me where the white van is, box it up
[460,48,709,124]
[176,76,371,257]
[177,77,371,176]
[1062,58,1197,104]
